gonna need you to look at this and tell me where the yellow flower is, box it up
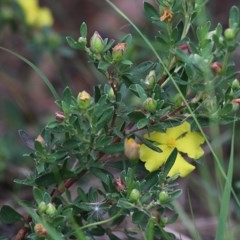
[139,122,205,177]
[35,7,54,27]
[16,0,53,27]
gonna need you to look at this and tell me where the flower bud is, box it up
[144,70,156,90]
[158,191,169,204]
[129,189,141,202]
[224,28,235,40]
[38,201,47,213]
[45,203,56,217]
[143,98,157,113]
[115,177,126,192]
[108,87,116,101]
[34,223,47,237]
[211,61,223,74]
[178,43,191,55]
[231,102,239,112]
[112,43,127,61]
[77,90,91,110]
[90,31,104,54]
[231,79,240,91]
[231,99,240,112]
[55,111,65,122]
[35,135,45,146]
[124,138,140,160]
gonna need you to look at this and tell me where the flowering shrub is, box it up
[1,0,240,239]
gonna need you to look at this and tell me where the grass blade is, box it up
[0,46,59,100]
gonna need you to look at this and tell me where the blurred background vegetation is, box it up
[0,0,240,239]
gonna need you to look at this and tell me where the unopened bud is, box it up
[77,90,91,110]
[112,43,127,61]
[231,79,240,91]
[108,87,115,101]
[211,61,223,74]
[231,102,239,112]
[90,31,104,54]
[124,138,140,160]
[45,203,56,217]
[143,98,157,113]
[144,70,156,90]
[38,201,47,213]
[158,191,169,204]
[129,189,141,202]
[115,177,126,192]
[35,135,45,145]
[55,111,65,122]
[34,223,47,237]
[224,28,235,40]
[178,43,191,55]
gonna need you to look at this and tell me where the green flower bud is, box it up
[129,189,141,202]
[45,203,56,216]
[38,201,47,213]
[108,87,116,101]
[143,98,157,113]
[112,43,127,61]
[224,28,235,40]
[231,102,239,112]
[158,191,169,204]
[90,31,104,53]
[231,79,240,91]
[77,90,91,110]
[144,70,156,90]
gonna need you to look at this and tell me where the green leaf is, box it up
[117,199,133,209]
[132,210,149,227]
[0,205,24,224]
[136,135,161,153]
[144,2,159,20]
[137,118,149,129]
[128,111,146,122]
[163,148,178,177]
[80,22,87,38]
[229,6,239,29]
[100,142,124,154]
[66,36,80,49]
[215,121,235,239]
[35,172,57,187]
[33,187,44,204]
[96,106,114,130]
[129,84,147,100]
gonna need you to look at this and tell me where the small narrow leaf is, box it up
[80,22,87,38]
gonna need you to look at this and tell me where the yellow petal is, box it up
[36,7,54,27]
[168,153,195,177]
[143,131,168,144]
[140,144,171,172]
[166,121,190,139]
[176,132,205,159]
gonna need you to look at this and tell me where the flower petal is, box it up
[166,122,190,139]
[168,153,195,177]
[140,144,171,172]
[176,132,204,159]
[143,131,168,144]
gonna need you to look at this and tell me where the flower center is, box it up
[167,138,176,148]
